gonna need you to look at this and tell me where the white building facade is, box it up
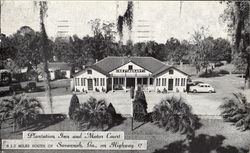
[74,56,189,92]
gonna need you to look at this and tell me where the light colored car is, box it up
[190,83,215,93]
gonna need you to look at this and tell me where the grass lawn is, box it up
[1,118,250,153]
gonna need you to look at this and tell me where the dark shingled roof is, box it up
[94,56,167,73]
[74,56,189,77]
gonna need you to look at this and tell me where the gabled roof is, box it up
[94,56,167,73]
[74,56,189,77]
[152,66,190,77]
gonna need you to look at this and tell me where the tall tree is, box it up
[190,27,214,74]
[221,1,250,89]
[9,26,44,72]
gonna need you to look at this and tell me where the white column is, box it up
[147,77,150,91]
[135,76,137,90]
[111,77,114,92]
[124,77,127,92]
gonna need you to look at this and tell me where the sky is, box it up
[1,1,229,43]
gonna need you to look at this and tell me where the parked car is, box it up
[190,81,204,86]
[9,83,23,93]
[24,82,37,92]
[187,81,204,92]
[190,83,215,93]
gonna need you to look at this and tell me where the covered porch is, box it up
[107,77,155,92]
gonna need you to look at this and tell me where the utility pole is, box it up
[0,0,3,34]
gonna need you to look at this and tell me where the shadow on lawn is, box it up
[153,134,248,153]
[13,114,66,133]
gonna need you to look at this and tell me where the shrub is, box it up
[102,87,106,93]
[152,96,200,138]
[220,93,250,131]
[75,97,113,130]
[219,69,230,75]
[95,88,100,92]
[133,90,148,121]
[68,94,80,120]
[162,88,168,93]
[0,94,43,131]
[199,71,220,78]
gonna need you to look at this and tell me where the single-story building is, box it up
[73,56,189,92]
[38,62,72,80]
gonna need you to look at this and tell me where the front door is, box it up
[88,79,93,90]
[126,78,135,88]
[168,79,173,91]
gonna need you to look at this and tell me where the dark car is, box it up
[9,83,23,93]
[25,82,37,92]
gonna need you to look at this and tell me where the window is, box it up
[84,78,86,86]
[169,69,174,74]
[143,78,147,85]
[75,78,77,86]
[77,78,80,86]
[96,78,99,86]
[103,78,105,86]
[175,78,180,86]
[119,78,124,84]
[128,65,133,70]
[162,78,166,86]
[87,70,92,74]
[114,78,119,84]
[183,78,186,86]
[156,78,161,86]
[81,78,84,86]
[150,78,153,85]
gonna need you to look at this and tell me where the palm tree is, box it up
[34,1,53,113]
[152,96,200,140]
[75,97,113,130]
[0,94,43,131]
[117,1,134,44]
[220,92,250,131]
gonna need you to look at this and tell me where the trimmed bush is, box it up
[162,88,168,93]
[152,96,200,138]
[199,71,220,78]
[133,90,148,121]
[220,92,250,131]
[68,94,80,120]
[219,69,230,75]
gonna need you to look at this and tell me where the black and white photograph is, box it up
[0,0,250,153]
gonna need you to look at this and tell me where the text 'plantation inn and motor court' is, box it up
[73,56,189,92]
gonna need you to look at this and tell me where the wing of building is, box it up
[73,56,189,92]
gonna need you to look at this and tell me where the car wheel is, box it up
[193,89,197,93]
[209,90,213,93]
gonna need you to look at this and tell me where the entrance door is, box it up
[168,79,173,91]
[126,78,135,88]
[87,79,93,90]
